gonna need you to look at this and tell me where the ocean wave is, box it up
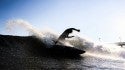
[6,19,125,59]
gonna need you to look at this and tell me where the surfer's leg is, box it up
[55,41,58,45]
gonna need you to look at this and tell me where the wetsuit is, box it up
[55,28,80,44]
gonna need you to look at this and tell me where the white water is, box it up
[6,19,125,61]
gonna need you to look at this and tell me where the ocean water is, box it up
[3,19,125,70]
[12,54,125,70]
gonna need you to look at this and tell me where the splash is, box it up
[5,19,125,59]
[6,19,44,38]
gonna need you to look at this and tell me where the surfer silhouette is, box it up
[55,28,80,45]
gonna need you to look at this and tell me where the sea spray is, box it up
[6,19,44,38]
[6,19,57,47]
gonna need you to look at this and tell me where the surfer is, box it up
[55,28,80,44]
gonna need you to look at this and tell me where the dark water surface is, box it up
[0,35,124,70]
[0,53,124,70]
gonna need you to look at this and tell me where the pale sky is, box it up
[1,0,125,43]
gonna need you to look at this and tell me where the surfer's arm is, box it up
[67,36,74,38]
[73,29,80,32]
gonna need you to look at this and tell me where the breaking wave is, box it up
[6,19,125,59]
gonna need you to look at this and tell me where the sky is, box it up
[0,0,125,43]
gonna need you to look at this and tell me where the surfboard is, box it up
[45,45,85,56]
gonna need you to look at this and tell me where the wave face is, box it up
[4,19,125,59]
